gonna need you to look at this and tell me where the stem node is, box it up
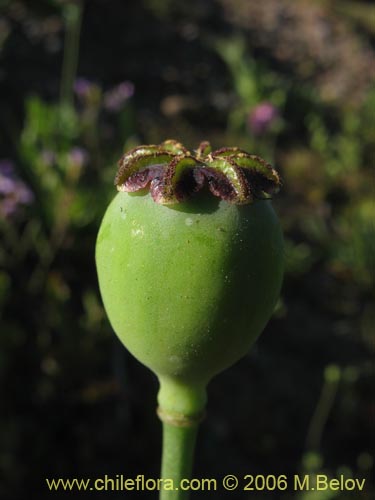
[157,378,207,499]
[157,406,205,428]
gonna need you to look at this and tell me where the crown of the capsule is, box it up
[115,140,281,205]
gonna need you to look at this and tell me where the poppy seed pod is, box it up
[96,140,284,498]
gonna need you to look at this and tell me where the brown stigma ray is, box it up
[115,150,174,188]
[115,140,281,205]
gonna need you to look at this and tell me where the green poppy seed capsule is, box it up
[96,140,283,499]
[96,140,283,421]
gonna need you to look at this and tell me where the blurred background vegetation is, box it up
[0,0,374,498]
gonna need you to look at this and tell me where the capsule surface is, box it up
[96,191,283,385]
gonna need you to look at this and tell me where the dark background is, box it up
[0,0,374,498]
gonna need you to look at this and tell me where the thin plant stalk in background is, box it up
[60,1,84,108]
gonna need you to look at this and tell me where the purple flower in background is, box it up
[248,102,278,136]
[0,159,34,218]
[103,81,134,112]
[0,174,16,196]
[0,159,14,177]
[74,78,98,101]
[68,147,89,169]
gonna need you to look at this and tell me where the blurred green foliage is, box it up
[0,0,373,499]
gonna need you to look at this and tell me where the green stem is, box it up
[157,378,207,500]
[305,364,341,452]
[160,423,199,500]
[60,1,83,108]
